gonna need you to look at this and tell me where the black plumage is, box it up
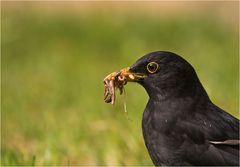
[127,51,239,166]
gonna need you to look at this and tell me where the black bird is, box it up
[118,51,239,166]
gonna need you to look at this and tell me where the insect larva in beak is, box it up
[103,70,128,105]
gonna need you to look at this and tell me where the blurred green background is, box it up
[1,1,239,166]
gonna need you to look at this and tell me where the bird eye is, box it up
[146,62,159,73]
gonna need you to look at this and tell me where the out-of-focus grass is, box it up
[1,3,238,166]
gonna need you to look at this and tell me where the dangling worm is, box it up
[103,71,127,105]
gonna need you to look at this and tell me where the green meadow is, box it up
[1,2,238,166]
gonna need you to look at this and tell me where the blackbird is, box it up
[118,51,239,166]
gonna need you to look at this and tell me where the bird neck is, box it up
[144,75,209,103]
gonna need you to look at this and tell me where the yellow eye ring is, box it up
[146,62,159,73]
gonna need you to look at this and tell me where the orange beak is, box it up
[119,67,146,82]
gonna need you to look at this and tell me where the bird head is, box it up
[120,51,207,100]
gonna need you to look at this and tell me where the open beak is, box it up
[119,67,146,82]
[103,67,146,104]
